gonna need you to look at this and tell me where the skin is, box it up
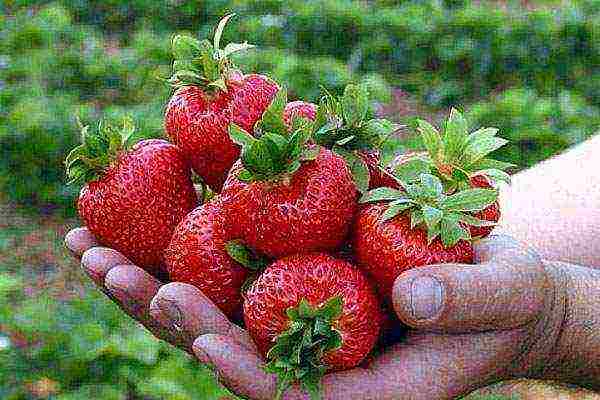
[64,135,600,399]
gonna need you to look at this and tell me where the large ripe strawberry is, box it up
[309,83,401,192]
[221,88,358,258]
[386,109,512,238]
[164,14,278,191]
[65,118,197,276]
[244,253,382,399]
[353,173,498,298]
[164,198,266,318]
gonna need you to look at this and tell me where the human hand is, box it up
[65,230,600,399]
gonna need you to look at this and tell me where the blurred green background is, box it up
[1,0,599,399]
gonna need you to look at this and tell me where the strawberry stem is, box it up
[265,297,344,400]
[166,14,254,91]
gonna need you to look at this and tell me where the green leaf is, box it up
[359,187,405,203]
[259,88,288,135]
[443,108,469,161]
[242,140,276,177]
[361,118,400,144]
[319,296,343,321]
[419,173,444,198]
[392,155,432,183]
[298,299,316,319]
[475,169,511,185]
[441,188,498,212]
[410,209,424,228]
[463,135,508,167]
[440,214,470,247]
[198,39,218,83]
[171,34,201,60]
[341,84,368,126]
[229,124,255,147]
[380,200,413,222]
[422,205,443,229]
[469,157,516,172]
[416,119,443,160]
[213,14,235,50]
[334,147,370,193]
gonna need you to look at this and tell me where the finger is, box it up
[81,247,131,287]
[473,234,540,266]
[149,283,255,351]
[192,330,526,400]
[104,265,170,341]
[64,227,99,258]
[193,334,278,400]
[393,235,546,332]
[315,329,525,400]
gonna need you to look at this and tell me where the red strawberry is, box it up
[244,253,382,399]
[387,109,512,238]
[353,173,498,298]
[222,88,358,258]
[282,101,317,129]
[309,84,401,193]
[164,198,251,318]
[66,118,197,276]
[164,15,278,191]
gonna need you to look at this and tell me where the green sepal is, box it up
[311,83,399,152]
[265,296,344,400]
[412,109,512,190]
[440,188,498,212]
[362,172,499,248]
[225,240,269,272]
[333,146,370,193]
[256,88,288,136]
[229,106,315,183]
[166,14,253,91]
[359,187,406,203]
[341,84,368,126]
[65,116,137,185]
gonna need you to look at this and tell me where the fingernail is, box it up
[158,299,184,333]
[410,276,443,320]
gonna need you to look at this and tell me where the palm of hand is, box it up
[66,228,568,400]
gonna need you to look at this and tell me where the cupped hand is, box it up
[65,229,596,399]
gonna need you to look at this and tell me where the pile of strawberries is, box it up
[65,15,512,400]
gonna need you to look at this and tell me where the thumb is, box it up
[392,235,547,333]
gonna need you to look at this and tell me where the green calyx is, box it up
[228,88,318,183]
[360,173,499,247]
[167,14,254,91]
[311,83,401,193]
[394,108,514,191]
[225,240,271,292]
[65,117,137,185]
[265,296,344,400]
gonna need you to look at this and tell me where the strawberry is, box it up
[309,83,401,192]
[353,173,498,298]
[244,253,382,399]
[387,109,512,238]
[221,88,358,258]
[164,14,278,191]
[164,198,264,318]
[283,101,317,129]
[65,118,197,276]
